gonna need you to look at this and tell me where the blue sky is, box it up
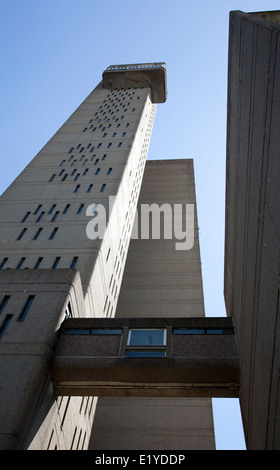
[1,0,280,451]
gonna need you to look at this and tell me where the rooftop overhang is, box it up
[102,62,167,103]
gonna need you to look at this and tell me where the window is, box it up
[95,168,100,175]
[118,142,122,148]
[87,184,93,193]
[0,315,13,340]
[70,257,78,269]
[107,168,112,175]
[33,228,43,240]
[34,204,42,215]
[18,295,35,322]
[36,211,45,222]
[172,328,235,335]
[0,296,10,315]
[17,257,26,270]
[83,168,88,175]
[50,227,58,240]
[49,174,56,182]
[0,258,8,270]
[64,328,122,335]
[125,350,166,358]
[52,257,60,269]
[94,158,99,165]
[34,257,43,269]
[21,212,31,223]
[49,205,57,214]
[17,228,27,240]
[62,174,68,181]
[63,204,70,214]
[51,211,59,222]
[125,329,166,358]
[102,154,107,161]
[74,174,80,181]
[74,185,80,193]
[100,184,106,192]
[127,329,166,346]
[77,204,84,214]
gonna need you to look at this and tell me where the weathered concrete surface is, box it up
[225,10,280,450]
[0,269,85,450]
[103,63,167,103]
[89,159,217,450]
[52,317,240,398]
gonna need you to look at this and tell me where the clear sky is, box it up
[1,0,279,451]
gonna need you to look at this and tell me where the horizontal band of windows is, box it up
[64,328,123,335]
[172,328,235,335]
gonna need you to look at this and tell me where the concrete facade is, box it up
[89,160,216,450]
[224,11,280,449]
[0,63,217,450]
[0,65,160,449]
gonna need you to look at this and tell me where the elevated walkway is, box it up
[51,317,240,398]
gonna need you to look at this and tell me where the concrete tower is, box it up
[0,62,221,451]
[0,63,167,449]
[89,159,216,450]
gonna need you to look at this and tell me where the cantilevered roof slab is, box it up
[102,63,167,103]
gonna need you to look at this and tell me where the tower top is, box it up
[102,62,167,103]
